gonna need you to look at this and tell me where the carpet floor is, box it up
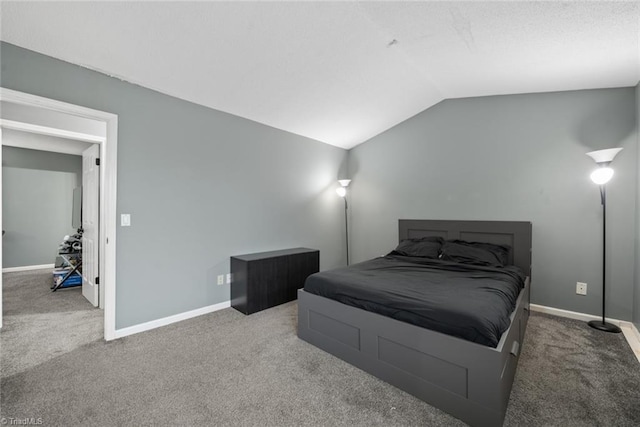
[1,269,102,379]
[2,270,639,426]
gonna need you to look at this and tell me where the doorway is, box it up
[0,87,118,340]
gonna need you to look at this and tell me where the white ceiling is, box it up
[1,1,639,149]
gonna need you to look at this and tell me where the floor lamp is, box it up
[585,147,623,334]
[336,179,351,265]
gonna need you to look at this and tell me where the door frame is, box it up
[0,87,118,341]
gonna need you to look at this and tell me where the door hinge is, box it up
[96,158,101,166]
[95,277,100,285]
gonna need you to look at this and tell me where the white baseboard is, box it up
[113,300,231,339]
[621,322,640,364]
[631,322,640,342]
[2,263,55,273]
[530,304,640,364]
[529,304,624,326]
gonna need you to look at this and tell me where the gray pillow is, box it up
[440,240,510,266]
[391,236,443,259]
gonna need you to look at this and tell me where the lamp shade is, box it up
[590,167,614,185]
[586,148,623,165]
[338,179,351,187]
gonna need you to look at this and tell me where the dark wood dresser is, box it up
[230,247,319,315]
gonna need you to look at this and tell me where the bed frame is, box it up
[298,220,532,427]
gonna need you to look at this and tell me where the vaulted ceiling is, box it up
[1,1,638,149]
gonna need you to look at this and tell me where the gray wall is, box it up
[1,42,348,329]
[2,145,81,268]
[635,83,640,329]
[349,88,638,321]
[3,40,636,328]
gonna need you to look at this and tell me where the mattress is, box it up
[303,255,525,347]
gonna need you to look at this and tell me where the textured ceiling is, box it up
[1,1,639,149]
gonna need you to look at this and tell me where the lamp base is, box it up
[588,320,622,333]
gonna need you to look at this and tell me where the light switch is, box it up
[121,214,131,227]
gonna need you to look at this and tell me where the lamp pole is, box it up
[585,148,623,334]
[336,179,351,266]
[600,184,606,324]
[344,195,349,266]
[587,183,621,333]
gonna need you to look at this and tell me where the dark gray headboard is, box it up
[399,220,532,276]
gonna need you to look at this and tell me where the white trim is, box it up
[0,119,105,144]
[0,128,2,328]
[2,264,55,273]
[530,304,640,364]
[113,301,231,339]
[529,304,624,326]
[631,322,640,343]
[101,103,118,339]
[621,322,640,364]
[2,130,91,156]
[0,88,118,341]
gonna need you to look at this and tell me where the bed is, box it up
[297,220,532,427]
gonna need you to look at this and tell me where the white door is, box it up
[82,144,100,307]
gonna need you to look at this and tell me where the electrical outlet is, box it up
[576,282,587,295]
[226,273,232,284]
[217,275,224,285]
